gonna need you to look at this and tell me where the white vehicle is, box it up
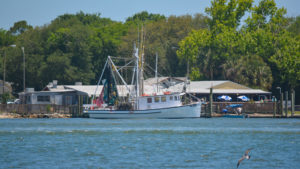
[6,99,20,104]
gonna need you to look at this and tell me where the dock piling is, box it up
[285,91,288,117]
[291,90,295,117]
[208,88,213,118]
[280,93,284,117]
[273,102,276,118]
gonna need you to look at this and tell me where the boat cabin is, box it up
[138,93,182,110]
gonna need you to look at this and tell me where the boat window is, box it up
[161,96,166,102]
[170,96,173,100]
[174,96,177,100]
[154,97,160,103]
[147,98,152,103]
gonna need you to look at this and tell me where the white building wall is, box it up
[30,93,63,105]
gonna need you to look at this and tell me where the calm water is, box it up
[0,118,299,169]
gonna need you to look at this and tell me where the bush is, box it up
[1,93,10,104]
[46,105,51,113]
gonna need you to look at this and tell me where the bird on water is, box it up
[237,148,252,168]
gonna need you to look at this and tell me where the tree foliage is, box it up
[287,16,300,35]
[126,11,166,23]
[178,0,299,91]
[0,1,298,102]
[205,0,253,30]
[9,20,33,35]
[120,14,209,78]
[0,29,15,47]
[1,12,126,92]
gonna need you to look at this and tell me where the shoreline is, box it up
[0,112,71,119]
[209,113,300,118]
[1,112,299,119]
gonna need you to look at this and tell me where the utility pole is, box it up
[21,47,25,93]
[2,50,6,95]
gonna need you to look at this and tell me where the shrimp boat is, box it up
[83,47,201,119]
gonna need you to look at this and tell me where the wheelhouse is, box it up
[138,93,182,110]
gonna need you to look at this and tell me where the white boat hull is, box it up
[84,102,201,119]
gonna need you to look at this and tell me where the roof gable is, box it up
[213,81,250,89]
[144,77,186,86]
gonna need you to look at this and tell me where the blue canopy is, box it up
[217,95,232,101]
[226,104,243,108]
[237,95,250,102]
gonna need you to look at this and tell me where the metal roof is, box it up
[25,80,270,97]
[64,85,101,97]
[189,81,228,89]
[144,77,186,86]
[158,81,270,94]
[65,85,135,97]
[18,89,76,95]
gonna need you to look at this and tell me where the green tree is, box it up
[0,29,15,47]
[179,0,254,80]
[46,24,94,84]
[244,0,299,91]
[0,29,16,93]
[126,11,166,23]
[39,51,76,84]
[6,28,46,92]
[2,12,128,92]
[287,16,300,36]
[9,20,33,35]
[205,0,253,30]
[120,13,209,78]
[270,32,300,89]
[177,0,275,90]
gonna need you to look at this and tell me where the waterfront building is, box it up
[18,78,271,105]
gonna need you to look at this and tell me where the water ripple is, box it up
[0,118,299,169]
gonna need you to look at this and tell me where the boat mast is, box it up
[135,46,139,98]
[155,52,158,93]
[135,45,140,110]
[184,56,189,93]
[139,25,145,96]
[135,25,146,109]
[183,55,190,103]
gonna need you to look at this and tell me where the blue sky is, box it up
[0,0,299,30]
